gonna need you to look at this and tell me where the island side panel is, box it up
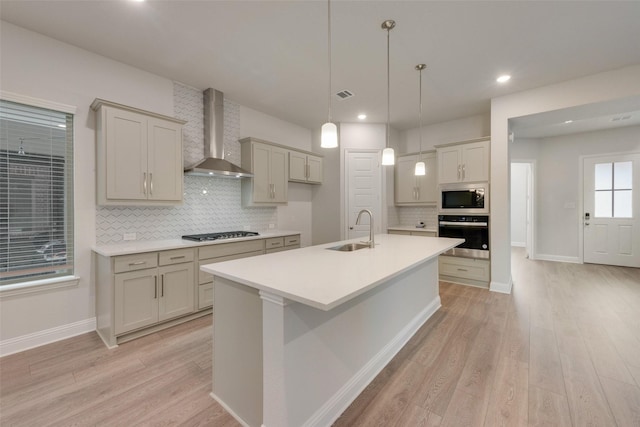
[272,259,440,426]
[212,278,263,427]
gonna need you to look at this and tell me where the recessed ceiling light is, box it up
[357,114,367,120]
[564,120,573,124]
[496,75,511,83]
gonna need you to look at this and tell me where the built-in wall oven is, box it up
[439,182,489,215]
[438,215,489,259]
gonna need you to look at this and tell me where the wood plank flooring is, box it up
[1,249,639,426]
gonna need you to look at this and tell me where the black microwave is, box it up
[438,183,489,214]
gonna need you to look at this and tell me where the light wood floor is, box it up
[1,250,639,426]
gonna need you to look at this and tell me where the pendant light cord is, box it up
[327,0,332,123]
[418,66,423,157]
[386,25,390,149]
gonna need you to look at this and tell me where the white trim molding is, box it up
[303,296,441,427]
[0,90,77,114]
[535,254,581,264]
[0,317,96,357]
[0,276,80,299]
[490,276,513,294]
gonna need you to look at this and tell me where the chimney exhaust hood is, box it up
[184,88,253,178]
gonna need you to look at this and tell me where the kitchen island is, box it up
[201,233,463,427]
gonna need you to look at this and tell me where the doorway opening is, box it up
[511,161,535,260]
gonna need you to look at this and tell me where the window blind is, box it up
[0,99,74,285]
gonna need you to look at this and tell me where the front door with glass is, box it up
[583,153,640,267]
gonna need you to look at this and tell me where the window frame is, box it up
[0,91,77,288]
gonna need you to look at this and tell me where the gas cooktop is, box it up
[181,231,259,242]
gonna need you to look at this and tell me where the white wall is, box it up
[0,21,315,351]
[511,125,640,260]
[399,113,490,154]
[510,163,528,247]
[491,64,640,293]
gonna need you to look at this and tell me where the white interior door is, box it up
[583,153,640,267]
[346,151,382,240]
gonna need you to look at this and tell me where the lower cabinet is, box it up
[388,229,436,237]
[96,234,302,347]
[438,255,490,288]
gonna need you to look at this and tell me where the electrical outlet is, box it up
[123,233,136,241]
[268,223,275,229]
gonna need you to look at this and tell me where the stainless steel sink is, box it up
[327,243,371,252]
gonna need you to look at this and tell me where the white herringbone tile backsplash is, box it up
[395,206,438,230]
[96,82,276,244]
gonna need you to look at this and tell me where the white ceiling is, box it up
[1,1,640,134]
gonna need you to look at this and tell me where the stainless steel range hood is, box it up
[184,88,253,178]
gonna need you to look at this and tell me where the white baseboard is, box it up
[535,254,581,264]
[0,317,96,357]
[303,296,441,427]
[490,276,513,294]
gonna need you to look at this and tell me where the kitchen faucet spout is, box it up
[355,209,375,248]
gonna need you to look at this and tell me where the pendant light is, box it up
[381,19,395,165]
[414,64,426,176]
[320,0,338,148]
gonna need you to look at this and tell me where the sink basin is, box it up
[327,243,371,252]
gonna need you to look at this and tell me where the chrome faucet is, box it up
[355,209,375,248]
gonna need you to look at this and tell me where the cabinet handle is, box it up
[457,268,468,272]
[170,256,185,260]
[161,274,164,297]
[416,187,420,200]
[457,165,461,180]
[149,172,153,196]
[272,184,276,199]
[154,275,157,299]
[271,242,279,246]
[129,261,146,266]
[462,164,466,180]
[143,172,147,195]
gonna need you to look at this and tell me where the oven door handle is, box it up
[439,221,488,227]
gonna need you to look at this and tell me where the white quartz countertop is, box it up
[92,230,301,257]
[387,225,437,233]
[202,234,464,311]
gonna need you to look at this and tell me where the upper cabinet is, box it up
[395,152,437,205]
[289,151,323,184]
[240,137,289,206]
[92,99,186,206]
[436,139,490,184]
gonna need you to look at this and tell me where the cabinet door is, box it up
[437,146,462,184]
[307,155,323,184]
[270,146,288,202]
[158,263,195,322]
[461,141,489,182]
[289,151,307,182]
[105,107,148,200]
[147,118,183,201]
[395,155,418,204]
[416,152,437,203]
[252,143,272,202]
[114,269,158,334]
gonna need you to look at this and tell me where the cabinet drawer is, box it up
[159,248,195,266]
[412,231,436,237]
[198,250,265,284]
[265,237,284,250]
[198,283,213,310]
[284,235,300,246]
[114,252,158,273]
[439,256,490,282]
[198,240,264,260]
